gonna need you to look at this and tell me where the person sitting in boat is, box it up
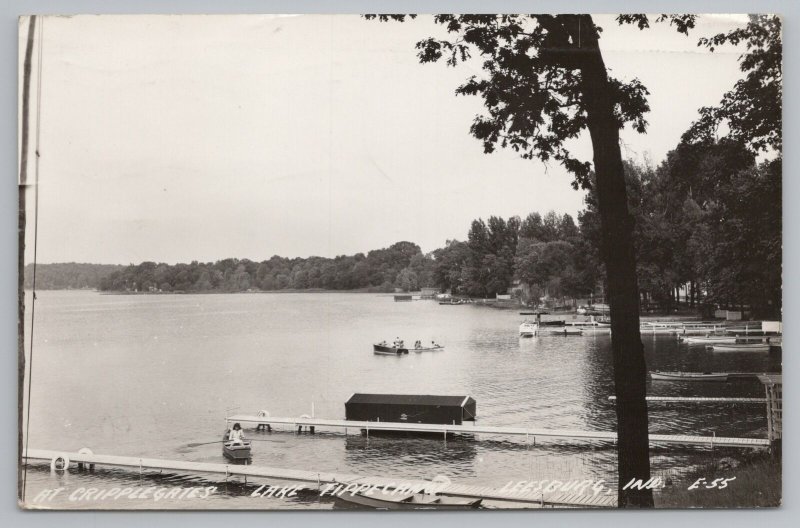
[415,340,422,349]
[431,341,439,348]
[228,423,245,445]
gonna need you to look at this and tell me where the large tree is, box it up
[367,14,702,507]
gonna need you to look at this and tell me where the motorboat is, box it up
[374,343,409,355]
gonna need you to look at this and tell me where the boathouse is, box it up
[345,394,477,425]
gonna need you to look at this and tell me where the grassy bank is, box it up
[656,452,781,508]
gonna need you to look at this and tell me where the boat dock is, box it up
[228,414,770,449]
[608,396,767,403]
[23,448,617,508]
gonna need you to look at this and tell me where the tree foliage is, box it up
[97,242,436,294]
[684,15,782,152]
[365,14,695,189]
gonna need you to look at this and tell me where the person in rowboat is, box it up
[228,423,245,445]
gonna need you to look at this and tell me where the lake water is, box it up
[21,291,780,509]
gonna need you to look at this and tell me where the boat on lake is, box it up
[681,335,738,345]
[221,431,251,460]
[338,491,482,510]
[374,343,409,355]
[650,371,729,382]
[708,343,771,353]
[519,321,537,337]
[412,344,445,352]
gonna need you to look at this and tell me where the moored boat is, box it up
[519,321,537,337]
[681,335,738,345]
[650,371,729,382]
[709,343,771,353]
[374,343,409,355]
[338,490,482,510]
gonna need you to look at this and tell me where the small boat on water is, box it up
[709,343,771,353]
[519,321,537,337]
[222,432,251,460]
[374,343,409,355]
[338,491,482,510]
[681,335,738,345]
[412,345,445,352]
[650,371,729,382]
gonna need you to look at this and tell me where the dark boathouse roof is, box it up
[346,394,473,406]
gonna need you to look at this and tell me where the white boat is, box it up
[650,371,729,382]
[681,336,738,345]
[709,343,771,353]
[412,344,445,352]
[519,321,537,337]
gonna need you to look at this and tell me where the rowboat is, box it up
[650,371,729,382]
[221,432,251,460]
[374,343,409,355]
[681,336,738,345]
[338,491,482,510]
[709,343,771,353]
[412,345,445,352]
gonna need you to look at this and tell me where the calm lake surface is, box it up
[22,291,780,509]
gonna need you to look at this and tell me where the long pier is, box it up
[608,396,767,404]
[23,449,616,508]
[228,414,770,449]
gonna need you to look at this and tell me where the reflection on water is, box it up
[22,291,780,508]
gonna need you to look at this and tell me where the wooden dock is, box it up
[608,396,767,403]
[227,414,770,449]
[23,448,617,508]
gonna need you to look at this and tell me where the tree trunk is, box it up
[570,15,652,508]
[18,15,37,502]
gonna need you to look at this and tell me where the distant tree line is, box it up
[23,263,124,290]
[96,241,435,294]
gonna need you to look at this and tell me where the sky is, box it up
[20,14,751,265]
